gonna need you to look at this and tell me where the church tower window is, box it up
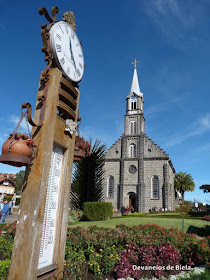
[130,121,136,134]
[151,176,159,199]
[131,100,137,110]
[130,144,136,157]
[107,176,114,198]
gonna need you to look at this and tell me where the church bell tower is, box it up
[125,59,145,135]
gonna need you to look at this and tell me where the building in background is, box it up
[0,177,16,197]
[0,173,16,180]
[104,62,178,212]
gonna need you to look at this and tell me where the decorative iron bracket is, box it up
[39,6,59,23]
[22,103,43,127]
[38,6,59,83]
[22,84,47,128]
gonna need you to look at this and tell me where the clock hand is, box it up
[66,54,74,65]
[69,36,77,69]
[63,51,74,66]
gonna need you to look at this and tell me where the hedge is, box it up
[188,211,209,217]
[125,213,148,217]
[125,213,204,220]
[3,196,12,202]
[83,202,113,221]
[0,259,11,279]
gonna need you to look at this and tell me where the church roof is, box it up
[127,63,143,98]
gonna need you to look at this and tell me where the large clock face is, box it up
[50,21,84,82]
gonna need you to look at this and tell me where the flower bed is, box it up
[118,267,209,280]
[65,224,210,279]
[203,215,210,222]
[0,223,209,279]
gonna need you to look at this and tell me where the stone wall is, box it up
[104,160,120,209]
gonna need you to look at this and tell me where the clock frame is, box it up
[50,21,84,82]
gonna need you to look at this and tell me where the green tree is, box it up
[174,171,195,204]
[70,139,106,209]
[15,170,25,193]
[200,184,210,193]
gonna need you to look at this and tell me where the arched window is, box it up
[130,144,136,157]
[107,176,114,198]
[151,176,159,199]
[131,101,137,110]
[130,121,136,134]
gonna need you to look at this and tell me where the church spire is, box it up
[128,59,143,98]
[126,59,144,121]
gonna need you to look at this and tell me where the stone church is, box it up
[104,61,177,213]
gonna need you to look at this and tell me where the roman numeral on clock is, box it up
[56,34,62,41]
[76,69,81,77]
[60,57,65,66]
[67,67,70,75]
[79,63,82,69]
[56,44,62,52]
[59,26,64,34]
[65,26,69,34]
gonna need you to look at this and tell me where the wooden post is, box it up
[8,68,80,280]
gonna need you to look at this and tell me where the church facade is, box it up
[104,62,177,212]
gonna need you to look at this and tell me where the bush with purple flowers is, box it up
[114,243,181,279]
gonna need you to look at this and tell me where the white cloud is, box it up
[143,0,205,50]
[165,113,210,147]
[145,96,182,117]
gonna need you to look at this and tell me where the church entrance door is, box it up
[128,192,137,212]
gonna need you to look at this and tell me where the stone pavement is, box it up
[5,213,18,223]
[3,208,19,223]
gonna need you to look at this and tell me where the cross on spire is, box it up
[132,59,139,69]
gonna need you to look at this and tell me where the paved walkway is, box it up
[3,208,19,223]
[5,213,18,223]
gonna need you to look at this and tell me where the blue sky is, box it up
[0,0,209,204]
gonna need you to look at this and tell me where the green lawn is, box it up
[69,217,209,234]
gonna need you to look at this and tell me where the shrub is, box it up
[2,222,16,239]
[188,211,208,217]
[203,215,210,222]
[206,236,210,247]
[0,259,11,278]
[83,202,113,221]
[148,214,183,219]
[68,209,83,223]
[114,243,181,278]
[0,231,14,262]
[3,196,12,202]
[126,213,148,217]
[114,244,141,279]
